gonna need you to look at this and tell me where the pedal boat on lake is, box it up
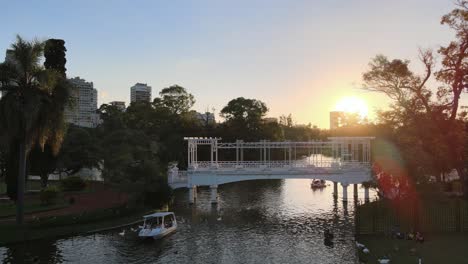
[311,179,326,188]
[138,212,177,239]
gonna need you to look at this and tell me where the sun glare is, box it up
[334,96,369,118]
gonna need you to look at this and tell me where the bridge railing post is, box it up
[210,185,218,204]
[342,183,349,202]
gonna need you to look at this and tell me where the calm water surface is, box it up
[0,179,375,264]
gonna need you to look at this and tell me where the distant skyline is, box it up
[2,0,464,128]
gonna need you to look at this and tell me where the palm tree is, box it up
[0,35,70,224]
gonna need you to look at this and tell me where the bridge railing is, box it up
[189,160,369,171]
[168,170,188,185]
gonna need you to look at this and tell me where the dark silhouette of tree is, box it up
[362,1,468,197]
[0,36,71,223]
[157,85,195,115]
[26,39,69,187]
[56,126,101,177]
[44,39,67,77]
[28,144,57,187]
[221,97,268,126]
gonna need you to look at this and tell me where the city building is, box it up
[196,112,216,125]
[65,77,100,128]
[1,50,15,98]
[109,101,126,111]
[329,111,345,130]
[130,83,152,103]
[262,117,278,124]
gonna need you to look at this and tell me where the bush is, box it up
[40,186,59,205]
[60,176,86,192]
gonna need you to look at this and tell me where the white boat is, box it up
[311,179,326,188]
[138,212,177,239]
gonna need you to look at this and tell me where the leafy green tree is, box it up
[28,144,57,187]
[279,114,293,127]
[221,97,268,127]
[157,85,195,115]
[56,126,101,177]
[0,36,70,223]
[97,103,127,131]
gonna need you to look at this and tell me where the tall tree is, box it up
[56,126,101,178]
[436,0,468,121]
[44,39,67,77]
[27,39,68,187]
[157,85,195,115]
[220,97,268,125]
[28,144,57,188]
[0,36,70,223]
[362,1,468,196]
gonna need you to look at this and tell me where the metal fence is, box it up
[190,160,369,171]
[356,199,468,234]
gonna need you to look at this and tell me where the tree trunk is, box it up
[40,172,48,188]
[16,142,27,225]
[456,167,468,199]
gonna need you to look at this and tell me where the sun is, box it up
[334,96,369,118]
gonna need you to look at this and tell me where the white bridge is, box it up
[169,137,374,204]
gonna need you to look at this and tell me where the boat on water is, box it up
[311,179,326,188]
[138,212,177,239]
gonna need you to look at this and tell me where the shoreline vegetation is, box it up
[0,210,147,246]
[0,2,467,263]
[0,180,165,246]
[357,233,468,264]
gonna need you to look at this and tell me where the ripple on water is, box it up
[1,179,375,263]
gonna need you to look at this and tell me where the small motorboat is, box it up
[138,212,177,240]
[311,179,326,188]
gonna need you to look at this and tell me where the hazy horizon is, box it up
[2,0,462,128]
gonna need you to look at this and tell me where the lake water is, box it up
[0,179,375,263]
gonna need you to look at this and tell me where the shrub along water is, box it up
[39,186,60,205]
[60,176,86,192]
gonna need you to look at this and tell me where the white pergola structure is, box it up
[185,137,373,169]
[178,137,375,204]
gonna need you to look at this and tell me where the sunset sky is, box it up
[1,0,463,128]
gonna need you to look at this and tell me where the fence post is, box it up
[372,203,376,234]
[355,202,360,235]
[456,199,461,232]
[413,199,419,232]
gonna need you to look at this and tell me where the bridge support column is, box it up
[353,184,358,199]
[333,182,338,198]
[364,187,370,203]
[189,185,197,204]
[210,185,218,204]
[342,183,349,202]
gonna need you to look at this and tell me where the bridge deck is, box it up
[170,137,374,189]
[169,161,372,188]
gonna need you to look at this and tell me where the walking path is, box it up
[0,183,128,223]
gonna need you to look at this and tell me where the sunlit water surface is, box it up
[0,179,375,263]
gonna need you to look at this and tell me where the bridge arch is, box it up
[169,137,374,204]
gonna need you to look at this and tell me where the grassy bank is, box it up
[357,234,468,264]
[356,198,468,234]
[0,201,69,218]
[0,206,148,246]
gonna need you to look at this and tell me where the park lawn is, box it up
[0,199,69,218]
[0,206,147,245]
[0,182,5,194]
[1,180,59,195]
[357,234,468,264]
[0,212,143,245]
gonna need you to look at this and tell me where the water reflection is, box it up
[1,239,63,263]
[1,179,375,264]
